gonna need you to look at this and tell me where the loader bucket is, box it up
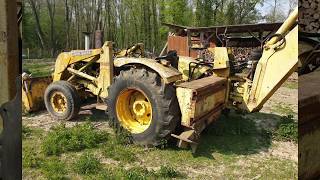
[22,74,52,113]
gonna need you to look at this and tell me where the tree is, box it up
[23,0,275,58]
[46,0,56,56]
[265,0,286,23]
[27,0,45,49]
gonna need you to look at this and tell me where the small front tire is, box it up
[44,81,80,120]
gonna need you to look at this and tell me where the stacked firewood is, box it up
[232,47,257,62]
[299,0,320,33]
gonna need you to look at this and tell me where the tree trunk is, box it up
[27,0,45,49]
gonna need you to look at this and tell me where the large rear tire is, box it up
[107,68,180,146]
[44,81,81,120]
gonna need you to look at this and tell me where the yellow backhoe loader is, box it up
[23,8,298,151]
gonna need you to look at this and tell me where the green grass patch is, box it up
[22,125,32,139]
[23,146,43,169]
[271,103,296,115]
[158,165,182,178]
[42,123,108,156]
[41,157,68,180]
[73,153,102,175]
[282,80,298,89]
[103,142,136,163]
[96,165,185,180]
[195,113,272,157]
[23,61,54,77]
[273,115,298,142]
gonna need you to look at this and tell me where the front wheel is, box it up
[44,81,80,120]
[107,68,180,146]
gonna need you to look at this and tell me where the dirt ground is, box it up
[22,74,298,179]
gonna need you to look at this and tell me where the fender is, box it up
[114,57,182,84]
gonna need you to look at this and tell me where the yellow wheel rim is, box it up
[50,92,67,113]
[116,88,152,134]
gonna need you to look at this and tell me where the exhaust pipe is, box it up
[83,32,91,50]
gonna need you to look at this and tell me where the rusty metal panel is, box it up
[168,35,216,58]
[299,70,320,179]
[176,76,227,128]
[168,35,189,57]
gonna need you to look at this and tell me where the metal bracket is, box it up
[171,129,199,153]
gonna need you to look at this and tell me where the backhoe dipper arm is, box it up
[243,7,298,112]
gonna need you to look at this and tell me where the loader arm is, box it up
[243,8,298,112]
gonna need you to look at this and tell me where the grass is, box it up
[273,115,298,142]
[73,153,102,175]
[23,59,55,77]
[22,125,32,139]
[94,165,185,179]
[23,117,297,179]
[42,123,108,156]
[103,142,136,163]
[41,157,68,180]
[158,165,182,178]
[271,103,296,116]
[23,146,43,169]
[282,80,298,89]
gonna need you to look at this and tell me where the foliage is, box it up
[23,0,271,58]
[42,123,108,155]
[273,115,298,142]
[73,153,102,175]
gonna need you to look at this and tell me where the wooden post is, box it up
[0,0,19,105]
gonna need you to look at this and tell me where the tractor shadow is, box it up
[74,100,108,122]
[72,101,284,160]
[192,111,284,159]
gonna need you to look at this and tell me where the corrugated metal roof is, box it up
[162,22,283,34]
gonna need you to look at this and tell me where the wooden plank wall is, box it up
[0,0,19,105]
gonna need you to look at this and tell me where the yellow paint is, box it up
[245,26,298,112]
[210,47,230,77]
[265,7,298,47]
[53,49,102,81]
[176,76,226,127]
[116,88,152,134]
[22,76,52,112]
[114,57,182,84]
[178,56,211,81]
[50,91,67,113]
